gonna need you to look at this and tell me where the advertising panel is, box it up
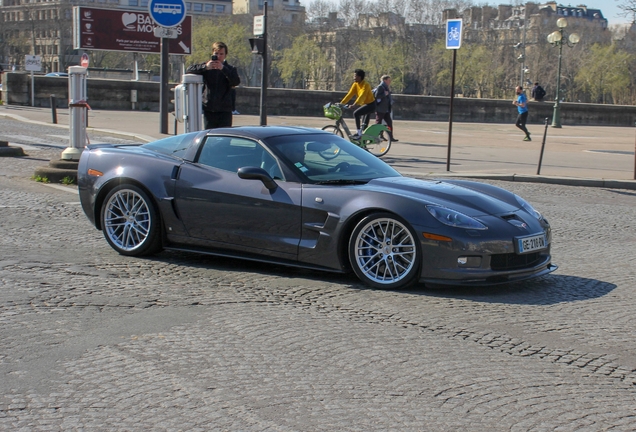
[73,7,192,55]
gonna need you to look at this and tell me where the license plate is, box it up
[516,233,547,254]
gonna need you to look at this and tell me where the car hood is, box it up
[363,177,521,216]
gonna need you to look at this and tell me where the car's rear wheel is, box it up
[101,185,163,256]
[349,213,420,289]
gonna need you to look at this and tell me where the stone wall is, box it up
[2,72,636,126]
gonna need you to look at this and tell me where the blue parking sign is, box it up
[149,0,186,28]
[446,19,463,49]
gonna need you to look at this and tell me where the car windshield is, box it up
[142,132,199,158]
[266,133,401,184]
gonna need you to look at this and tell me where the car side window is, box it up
[196,137,265,173]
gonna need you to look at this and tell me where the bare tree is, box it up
[618,0,636,22]
[306,0,336,21]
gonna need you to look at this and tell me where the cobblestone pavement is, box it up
[1,119,636,431]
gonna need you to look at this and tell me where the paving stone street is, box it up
[1,118,635,430]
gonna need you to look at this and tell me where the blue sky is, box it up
[583,0,631,25]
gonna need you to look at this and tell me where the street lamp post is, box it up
[547,17,580,128]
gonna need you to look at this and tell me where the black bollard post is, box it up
[537,117,549,175]
[50,95,57,124]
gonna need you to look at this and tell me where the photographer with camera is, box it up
[186,41,240,129]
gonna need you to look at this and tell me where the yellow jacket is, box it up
[341,80,375,106]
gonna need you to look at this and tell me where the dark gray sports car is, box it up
[78,126,556,289]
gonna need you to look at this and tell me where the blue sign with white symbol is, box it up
[149,0,186,28]
[446,19,463,49]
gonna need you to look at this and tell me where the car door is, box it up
[173,135,302,259]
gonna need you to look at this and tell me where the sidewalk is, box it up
[2,104,635,189]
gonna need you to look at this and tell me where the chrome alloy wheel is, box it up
[104,189,152,252]
[352,217,417,285]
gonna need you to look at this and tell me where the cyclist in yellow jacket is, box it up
[341,69,376,139]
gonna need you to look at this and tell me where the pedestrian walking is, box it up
[186,41,240,129]
[374,75,398,142]
[513,85,531,141]
[531,82,546,102]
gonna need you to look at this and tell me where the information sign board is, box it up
[253,16,265,36]
[25,55,42,72]
[446,19,463,50]
[73,7,191,55]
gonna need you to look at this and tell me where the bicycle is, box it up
[321,103,392,157]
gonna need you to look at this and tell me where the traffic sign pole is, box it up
[260,2,268,126]
[447,49,456,172]
[445,19,462,172]
[148,0,186,134]
[160,38,170,134]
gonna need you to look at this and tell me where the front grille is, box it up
[490,252,541,271]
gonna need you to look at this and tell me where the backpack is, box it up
[535,86,546,100]
[373,84,385,100]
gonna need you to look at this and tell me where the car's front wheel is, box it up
[101,185,163,256]
[349,213,420,289]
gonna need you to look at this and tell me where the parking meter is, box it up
[174,74,203,133]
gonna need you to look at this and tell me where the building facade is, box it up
[232,0,304,24]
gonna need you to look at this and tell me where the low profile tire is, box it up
[101,185,163,256]
[349,213,420,289]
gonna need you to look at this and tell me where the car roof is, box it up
[206,126,324,140]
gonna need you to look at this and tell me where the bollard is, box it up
[50,95,57,124]
[537,117,549,175]
[62,66,88,161]
[174,74,203,133]
[634,121,636,180]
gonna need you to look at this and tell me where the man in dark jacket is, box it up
[374,75,398,142]
[531,82,545,102]
[186,41,240,129]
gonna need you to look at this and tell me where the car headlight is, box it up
[426,205,487,230]
[515,195,542,220]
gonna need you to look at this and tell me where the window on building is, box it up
[130,0,139,5]
[141,0,149,7]
[215,4,224,12]
[186,2,191,10]
[204,4,213,12]
[193,2,202,11]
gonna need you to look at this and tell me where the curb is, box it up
[33,159,79,183]
[0,146,26,157]
[0,112,155,143]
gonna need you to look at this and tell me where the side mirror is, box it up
[237,166,277,191]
